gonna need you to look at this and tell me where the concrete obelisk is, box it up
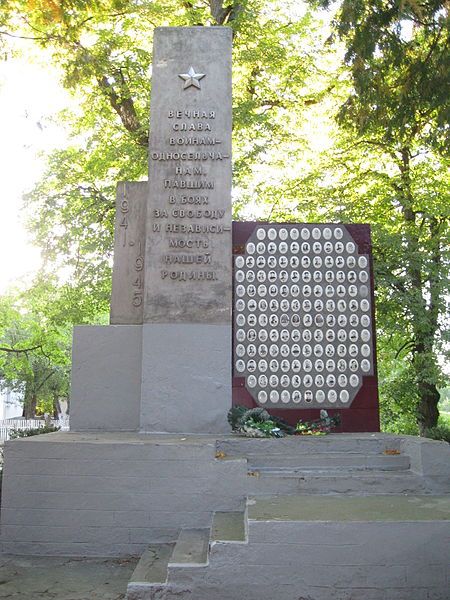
[140,27,233,432]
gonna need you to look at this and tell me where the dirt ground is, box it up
[0,554,138,600]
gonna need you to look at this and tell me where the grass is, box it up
[425,411,450,443]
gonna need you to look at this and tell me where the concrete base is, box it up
[0,554,137,599]
[140,324,231,433]
[0,433,246,556]
[70,325,142,432]
[126,494,450,600]
[1,432,449,560]
[70,323,232,434]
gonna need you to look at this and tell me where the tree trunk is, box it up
[416,377,440,434]
[23,393,37,419]
[53,396,60,419]
[398,147,441,434]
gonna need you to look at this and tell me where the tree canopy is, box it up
[0,0,448,432]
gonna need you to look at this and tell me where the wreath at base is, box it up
[228,405,341,438]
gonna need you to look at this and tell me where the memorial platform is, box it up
[2,432,449,598]
[0,432,247,556]
[1,433,448,539]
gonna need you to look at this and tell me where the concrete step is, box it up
[211,510,247,543]
[248,493,450,522]
[246,452,410,470]
[247,469,430,495]
[169,528,210,567]
[217,434,403,458]
[165,495,450,600]
[126,543,174,599]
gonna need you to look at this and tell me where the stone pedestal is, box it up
[140,324,231,433]
[144,27,232,325]
[69,325,141,432]
[70,321,231,433]
[110,182,147,325]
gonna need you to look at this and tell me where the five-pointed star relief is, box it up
[178,66,205,89]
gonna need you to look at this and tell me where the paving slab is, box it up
[0,554,138,599]
[169,529,209,567]
[128,544,173,585]
[211,511,246,542]
[249,494,450,521]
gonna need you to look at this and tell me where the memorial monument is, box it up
[71,26,233,434]
[1,26,449,600]
[70,25,379,435]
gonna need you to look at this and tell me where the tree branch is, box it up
[0,30,49,41]
[395,339,415,359]
[0,345,42,354]
[35,369,56,393]
[209,0,242,24]
[96,74,148,147]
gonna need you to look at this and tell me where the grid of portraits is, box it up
[233,225,374,408]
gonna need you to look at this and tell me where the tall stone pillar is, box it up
[140,27,233,432]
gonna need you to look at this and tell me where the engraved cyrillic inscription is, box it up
[110,181,147,324]
[144,27,232,323]
[169,137,222,145]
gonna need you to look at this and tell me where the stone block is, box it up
[70,325,142,431]
[406,564,447,587]
[140,323,231,432]
[1,507,115,528]
[401,436,450,476]
[0,433,246,555]
[385,590,430,600]
[4,436,174,459]
[1,540,144,557]
[1,524,127,545]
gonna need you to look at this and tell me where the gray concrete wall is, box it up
[401,435,450,492]
[0,433,246,556]
[168,519,450,600]
[70,326,142,431]
[140,323,231,433]
[69,322,232,434]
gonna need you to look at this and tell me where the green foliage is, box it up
[438,412,450,428]
[438,388,450,413]
[227,405,282,437]
[227,405,293,437]
[424,413,450,443]
[377,337,420,435]
[227,405,249,431]
[301,0,450,432]
[227,406,339,437]
[0,0,448,433]
[243,418,284,437]
[296,412,341,435]
[0,280,76,417]
[9,424,60,439]
[380,382,420,436]
[312,0,450,153]
[36,396,57,416]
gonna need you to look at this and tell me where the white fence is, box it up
[0,418,62,442]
